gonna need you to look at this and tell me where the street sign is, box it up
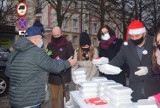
[16,2,27,17]
[18,17,27,31]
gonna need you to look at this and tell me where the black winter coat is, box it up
[47,40,74,85]
[110,35,160,102]
[99,38,127,86]
[5,38,71,107]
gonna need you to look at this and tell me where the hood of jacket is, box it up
[14,37,36,51]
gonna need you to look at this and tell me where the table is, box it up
[70,90,136,108]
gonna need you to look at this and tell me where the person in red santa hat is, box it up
[101,20,160,102]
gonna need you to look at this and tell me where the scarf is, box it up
[51,36,70,50]
[100,36,116,49]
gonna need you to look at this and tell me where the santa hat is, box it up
[125,20,146,42]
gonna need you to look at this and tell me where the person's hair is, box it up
[77,46,94,61]
[97,25,115,41]
[152,22,160,74]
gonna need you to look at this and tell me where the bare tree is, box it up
[0,0,18,26]
[46,0,75,27]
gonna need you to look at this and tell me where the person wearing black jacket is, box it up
[97,25,127,86]
[104,20,160,102]
[47,26,74,108]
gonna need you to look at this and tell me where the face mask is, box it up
[38,39,43,48]
[131,36,144,45]
[82,48,89,52]
[101,33,110,41]
[82,52,89,60]
[157,44,160,50]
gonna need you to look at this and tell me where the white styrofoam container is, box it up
[104,83,123,91]
[108,93,132,101]
[136,99,158,108]
[110,99,133,107]
[73,68,86,75]
[74,74,86,80]
[79,81,98,87]
[75,79,86,84]
[92,77,108,82]
[79,87,98,93]
[98,64,122,75]
[109,86,133,95]
[81,92,98,99]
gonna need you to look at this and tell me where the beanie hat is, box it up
[126,20,146,42]
[33,18,44,33]
[79,32,91,46]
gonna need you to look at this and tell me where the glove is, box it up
[134,66,148,76]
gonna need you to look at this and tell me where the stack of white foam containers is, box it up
[79,81,98,99]
[108,86,133,107]
[72,68,86,84]
[136,99,158,108]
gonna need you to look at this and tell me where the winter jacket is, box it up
[5,37,71,108]
[98,38,127,86]
[109,35,160,102]
[47,37,74,85]
[72,47,99,81]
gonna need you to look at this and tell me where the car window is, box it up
[0,48,9,52]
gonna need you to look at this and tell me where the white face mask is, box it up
[156,49,160,65]
[38,39,43,48]
[101,33,110,41]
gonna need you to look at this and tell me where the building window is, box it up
[72,36,78,45]
[63,0,67,6]
[73,18,78,28]
[63,17,68,28]
[73,1,78,9]
[93,38,97,47]
[93,23,97,33]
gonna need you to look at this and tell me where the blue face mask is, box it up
[38,39,43,48]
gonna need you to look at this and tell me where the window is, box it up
[63,17,68,28]
[72,36,78,45]
[74,1,78,9]
[64,0,67,6]
[93,23,97,33]
[73,18,78,28]
[93,38,97,47]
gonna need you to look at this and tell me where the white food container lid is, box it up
[98,64,122,75]
[109,86,133,95]
[92,77,108,82]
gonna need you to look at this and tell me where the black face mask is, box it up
[82,52,89,60]
[82,48,89,52]
[157,44,160,50]
[131,36,144,45]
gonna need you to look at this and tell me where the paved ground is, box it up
[0,95,10,108]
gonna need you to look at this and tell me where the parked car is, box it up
[0,48,9,97]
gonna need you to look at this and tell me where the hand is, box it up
[135,66,148,76]
[68,56,77,67]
